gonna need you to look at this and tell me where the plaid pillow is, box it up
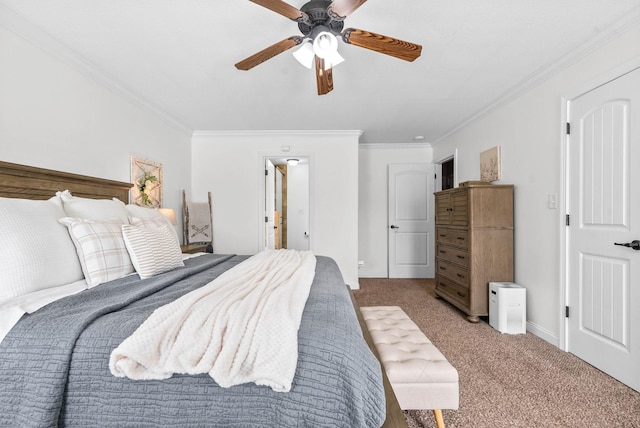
[59,218,134,287]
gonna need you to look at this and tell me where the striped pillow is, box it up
[121,224,184,279]
[130,216,180,245]
[59,218,135,287]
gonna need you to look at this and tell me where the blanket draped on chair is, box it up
[186,202,212,243]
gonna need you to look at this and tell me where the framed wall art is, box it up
[131,156,163,207]
[480,146,501,182]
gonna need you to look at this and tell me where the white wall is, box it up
[433,22,640,345]
[358,144,433,278]
[0,24,192,240]
[191,131,361,287]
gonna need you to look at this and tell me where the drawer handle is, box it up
[456,255,465,259]
[439,234,447,238]
[457,273,465,279]
[457,237,465,240]
[440,266,447,270]
[440,250,447,254]
[457,291,465,297]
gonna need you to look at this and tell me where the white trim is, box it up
[194,130,363,138]
[359,142,432,150]
[559,96,570,352]
[434,7,640,145]
[526,321,559,348]
[0,5,192,136]
[560,56,640,351]
[358,271,389,279]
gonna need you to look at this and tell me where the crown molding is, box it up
[0,5,193,136]
[359,142,432,150]
[192,130,364,138]
[433,7,640,145]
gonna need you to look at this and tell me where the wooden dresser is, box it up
[434,183,514,322]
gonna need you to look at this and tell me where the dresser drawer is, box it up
[436,276,470,307]
[436,260,470,287]
[436,244,469,267]
[435,228,469,248]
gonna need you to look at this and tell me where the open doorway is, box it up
[434,149,458,192]
[441,158,454,190]
[262,157,310,251]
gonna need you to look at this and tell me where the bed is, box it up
[0,161,406,427]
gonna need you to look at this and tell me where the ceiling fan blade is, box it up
[315,56,334,95]
[235,36,303,70]
[342,28,422,62]
[329,0,368,18]
[249,0,304,20]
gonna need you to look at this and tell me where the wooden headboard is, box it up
[0,161,133,201]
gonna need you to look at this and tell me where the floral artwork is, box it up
[480,146,501,182]
[131,156,162,207]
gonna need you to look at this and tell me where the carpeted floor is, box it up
[353,278,640,428]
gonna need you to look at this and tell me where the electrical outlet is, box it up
[548,194,558,209]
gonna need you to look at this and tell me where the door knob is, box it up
[614,240,640,250]
[390,225,399,229]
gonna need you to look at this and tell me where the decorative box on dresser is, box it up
[434,183,514,322]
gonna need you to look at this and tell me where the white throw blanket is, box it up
[109,249,316,392]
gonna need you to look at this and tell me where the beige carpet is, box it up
[353,278,640,428]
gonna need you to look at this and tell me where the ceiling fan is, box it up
[235,0,422,95]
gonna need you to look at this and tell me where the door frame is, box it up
[258,152,314,252]
[560,56,640,351]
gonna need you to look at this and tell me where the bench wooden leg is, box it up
[433,409,445,428]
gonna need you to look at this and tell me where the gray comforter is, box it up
[0,254,385,427]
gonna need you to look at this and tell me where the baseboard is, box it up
[526,321,559,347]
[358,271,388,278]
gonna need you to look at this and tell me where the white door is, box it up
[264,159,275,250]
[567,67,640,392]
[388,164,434,278]
[287,163,310,251]
[275,167,283,249]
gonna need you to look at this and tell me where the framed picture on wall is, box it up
[480,146,501,182]
[131,156,163,207]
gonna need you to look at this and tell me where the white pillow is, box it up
[58,217,135,287]
[125,204,164,220]
[121,224,184,279]
[0,196,84,302]
[57,190,129,224]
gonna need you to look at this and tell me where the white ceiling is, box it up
[2,0,640,144]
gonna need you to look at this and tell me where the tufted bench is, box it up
[360,306,459,428]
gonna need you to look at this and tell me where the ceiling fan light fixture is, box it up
[312,31,338,60]
[293,40,315,69]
